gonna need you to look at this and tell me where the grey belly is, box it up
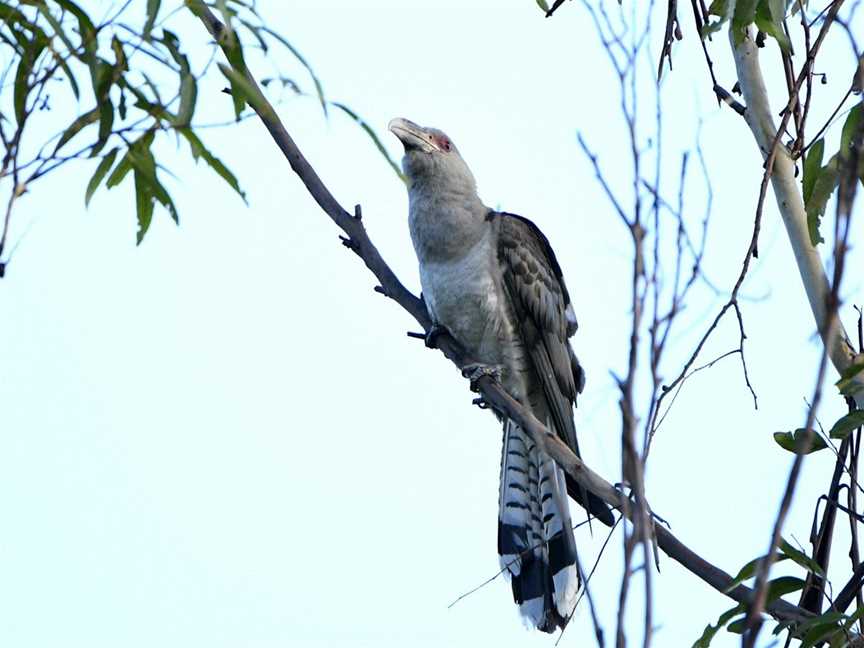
[422,273,530,401]
[433,291,501,361]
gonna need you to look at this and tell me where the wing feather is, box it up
[495,211,612,526]
[496,212,581,447]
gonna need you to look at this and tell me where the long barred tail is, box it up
[498,418,580,632]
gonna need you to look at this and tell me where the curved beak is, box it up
[388,117,438,152]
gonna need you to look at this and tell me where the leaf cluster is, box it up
[0,0,400,250]
[695,540,864,647]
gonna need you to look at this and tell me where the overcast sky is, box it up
[1,1,863,647]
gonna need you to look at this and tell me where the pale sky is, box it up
[1,1,862,647]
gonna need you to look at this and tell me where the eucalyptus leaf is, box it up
[726,617,746,634]
[134,169,155,245]
[218,63,262,119]
[54,107,99,151]
[841,104,862,160]
[773,429,827,454]
[731,0,759,43]
[805,155,839,246]
[330,102,405,182]
[144,0,161,41]
[754,0,792,52]
[800,616,844,648]
[85,148,118,207]
[175,72,197,127]
[828,411,864,440]
[778,538,825,576]
[803,138,825,205]
[179,128,246,202]
[692,604,744,647]
[837,362,864,396]
[259,26,327,116]
[724,554,787,592]
[765,576,805,602]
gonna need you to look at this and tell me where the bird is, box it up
[389,117,614,632]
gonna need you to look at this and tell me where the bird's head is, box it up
[388,118,477,195]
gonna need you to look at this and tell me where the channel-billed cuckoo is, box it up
[389,118,613,632]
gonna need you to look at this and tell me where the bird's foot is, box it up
[461,363,504,392]
[425,322,448,349]
[472,396,491,410]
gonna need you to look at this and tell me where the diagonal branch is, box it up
[188,2,816,630]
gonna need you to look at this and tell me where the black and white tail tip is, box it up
[498,419,580,632]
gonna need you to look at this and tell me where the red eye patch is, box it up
[432,135,452,151]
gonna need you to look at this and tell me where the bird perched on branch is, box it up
[389,118,614,632]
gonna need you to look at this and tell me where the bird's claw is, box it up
[425,323,447,349]
[461,363,504,392]
[472,397,491,410]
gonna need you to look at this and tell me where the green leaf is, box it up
[805,155,839,246]
[85,148,118,207]
[179,128,246,202]
[144,0,161,41]
[726,617,746,634]
[16,32,47,123]
[49,48,80,100]
[0,2,37,31]
[160,29,187,70]
[110,36,127,72]
[141,72,164,106]
[134,169,155,245]
[54,0,96,58]
[218,62,263,119]
[692,604,744,647]
[125,132,178,238]
[830,605,864,647]
[724,554,787,592]
[535,0,550,11]
[330,102,405,182]
[799,614,845,648]
[54,107,99,151]
[92,99,114,156]
[778,538,825,577]
[259,27,327,116]
[765,576,805,602]
[774,429,827,454]
[731,0,759,43]
[828,411,864,440]
[175,72,197,127]
[239,18,268,52]
[840,103,862,161]
[90,58,114,102]
[13,45,33,125]
[37,4,75,53]
[213,14,250,119]
[125,137,178,224]
[755,0,792,53]
[106,150,133,189]
[160,30,197,127]
[36,7,80,99]
[703,0,733,36]
[803,139,825,205]
[837,362,864,396]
